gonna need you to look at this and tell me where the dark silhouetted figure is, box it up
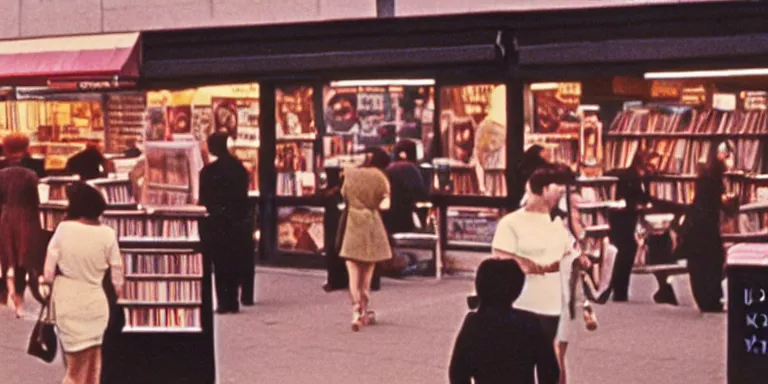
[199,133,254,314]
[449,258,559,384]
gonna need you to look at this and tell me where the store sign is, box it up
[680,85,708,106]
[741,91,767,111]
[650,80,682,99]
[47,78,136,91]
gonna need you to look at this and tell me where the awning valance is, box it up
[0,32,141,86]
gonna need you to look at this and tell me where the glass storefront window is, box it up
[438,84,507,196]
[322,81,435,166]
[276,85,317,196]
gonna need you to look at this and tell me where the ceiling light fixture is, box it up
[644,68,768,79]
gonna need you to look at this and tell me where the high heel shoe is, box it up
[583,302,598,331]
[351,311,364,332]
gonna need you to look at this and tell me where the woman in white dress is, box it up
[43,182,124,384]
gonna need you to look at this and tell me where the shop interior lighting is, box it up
[644,68,768,79]
[529,82,560,91]
[330,79,435,87]
[578,104,600,112]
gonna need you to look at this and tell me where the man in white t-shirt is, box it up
[492,166,574,382]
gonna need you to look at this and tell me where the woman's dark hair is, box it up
[66,182,107,221]
[467,258,526,310]
[528,162,576,195]
[361,146,391,170]
[393,140,418,163]
[207,132,230,158]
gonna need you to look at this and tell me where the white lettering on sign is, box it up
[745,335,768,355]
[745,288,767,306]
[746,313,768,329]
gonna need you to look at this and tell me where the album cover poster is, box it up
[167,105,192,135]
[191,106,214,141]
[276,86,315,138]
[145,106,169,142]
[212,97,239,139]
[236,98,260,144]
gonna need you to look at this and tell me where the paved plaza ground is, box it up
[0,267,725,384]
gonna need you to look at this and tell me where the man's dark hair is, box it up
[393,139,418,163]
[361,146,391,170]
[468,258,526,310]
[528,163,576,195]
[66,182,107,221]
[207,132,230,158]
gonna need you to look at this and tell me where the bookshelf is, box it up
[87,177,137,209]
[604,105,768,205]
[119,248,204,333]
[105,93,146,154]
[103,206,214,384]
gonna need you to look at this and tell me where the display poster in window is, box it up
[145,106,169,142]
[532,82,581,134]
[167,106,192,136]
[323,85,433,151]
[233,98,259,146]
[144,146,192,205]
[277,206,324,253]
[579,106,603,170]
[211,98,239,139]
[439,84,507,196]
[191,106,214,141]
[276,86,315,140]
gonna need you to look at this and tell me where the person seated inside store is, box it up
[122,138,142,159]
[65,139,109,181]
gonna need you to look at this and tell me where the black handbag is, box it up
[27,296,57,363]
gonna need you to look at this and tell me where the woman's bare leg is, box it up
[557,341,568,384]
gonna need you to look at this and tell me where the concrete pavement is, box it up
[0,267,725,384]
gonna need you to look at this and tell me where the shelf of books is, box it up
[105,92,146,154]
[119,248,204,333]
[87,177,138,209]
[104,206,214,384]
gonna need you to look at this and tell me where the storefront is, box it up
[8,1,768,272]
[513,3,768,220]
[127,1,768,271]
[136,14,515,268]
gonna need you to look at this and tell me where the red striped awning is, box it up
[0,32,140,86]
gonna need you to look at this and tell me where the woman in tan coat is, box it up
[339,148,392,331]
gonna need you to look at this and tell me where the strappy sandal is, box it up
[583,302,598,331]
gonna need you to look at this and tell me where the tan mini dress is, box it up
[339,167,392,263]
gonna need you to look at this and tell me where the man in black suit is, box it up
[606,151,654,302]
[198,132,255,314]
[65,139,108,181]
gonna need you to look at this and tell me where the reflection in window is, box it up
[438,84,507,196]
[276,85,317,196]
[322,81,434,167]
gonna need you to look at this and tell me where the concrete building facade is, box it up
[0,0,732,40]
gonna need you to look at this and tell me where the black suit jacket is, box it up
[607,168,651,236]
